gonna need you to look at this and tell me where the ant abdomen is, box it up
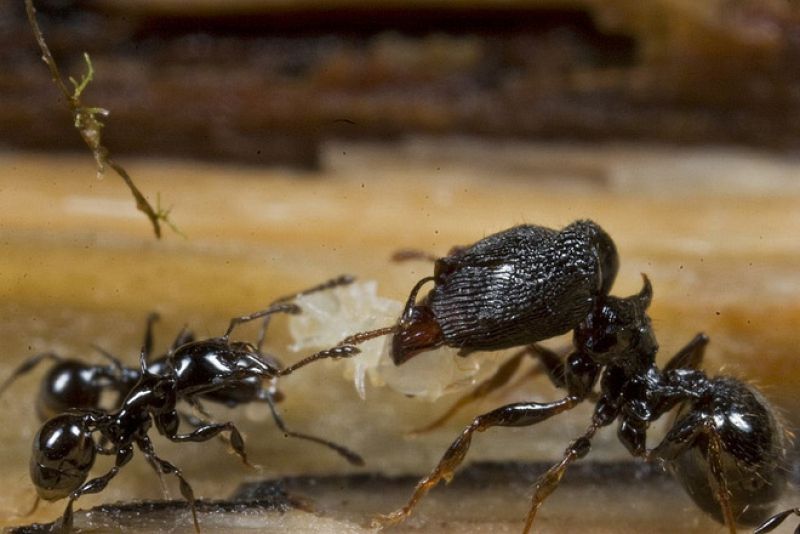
[30,414,95,501]
[670,377,789,526]
[36,361,103,421]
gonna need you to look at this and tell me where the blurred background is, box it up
[1,1,799,532]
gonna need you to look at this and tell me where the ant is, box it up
[23,278,363,533]
[2,277,364,465]
[0,313,184,422]
[364,278,789,533]
[324,222,789,532]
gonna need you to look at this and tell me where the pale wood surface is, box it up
[0,141,798,532]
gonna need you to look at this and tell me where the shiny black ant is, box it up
[24,278,363,533]
[3,277,364,466]
[325,222,789,532]
[0,313,183,421]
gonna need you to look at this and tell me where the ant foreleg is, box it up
[262,392,364,466]
[256,275,355,350]
[136,435,199,533]
[754,508,800,534]
[0,351,63,396]
[59,445,133,533]
[371,396,581,529]
[222,303,301,341]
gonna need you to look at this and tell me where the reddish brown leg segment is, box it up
[372,396,580,529]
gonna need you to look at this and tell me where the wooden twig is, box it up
[24,0,178,238]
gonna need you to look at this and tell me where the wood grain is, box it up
[0,141,798,532]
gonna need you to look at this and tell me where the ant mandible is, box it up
[324,222,788,532]
[26,279,363,533]
[3,277,364,465]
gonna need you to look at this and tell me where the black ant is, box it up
[23,278,363,533]
[365,278,789,532]
[325,222,789,532]
[3,277,364,466]
[0,313,183,422]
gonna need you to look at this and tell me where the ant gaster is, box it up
[325,222,788,532]
[25,279,362,533]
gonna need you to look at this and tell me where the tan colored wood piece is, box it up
[0,141,798,532]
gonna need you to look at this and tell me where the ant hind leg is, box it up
[0,351,63,396]
[372,396,581,529]
[261,391,363,466]
[136,436,200,533]
[60,445,133,533]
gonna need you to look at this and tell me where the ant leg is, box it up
[180,397,232,448]
[170,325,195,351]
[371,396,581,529]
[706,423,737,534]
[256,275,356,350]
[647,413,737,534]
[0,351,62,396]
[278,345,361,376]
[270,274,355,305]
[164,419,253,468]
[409,348,530,435]
[261,391,364,466]
[222,303,301,341]
[136,435,199,533]
[142,312,160,360]
[89,345,127,377]
[754,508,800,534]
[60,445,133,533]
[391,249,438,263]
[664,333,709,372]
[411,344,572,435]
[523,424,599,534]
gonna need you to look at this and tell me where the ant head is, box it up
[575,274,658,364]
[30,413,96,501]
